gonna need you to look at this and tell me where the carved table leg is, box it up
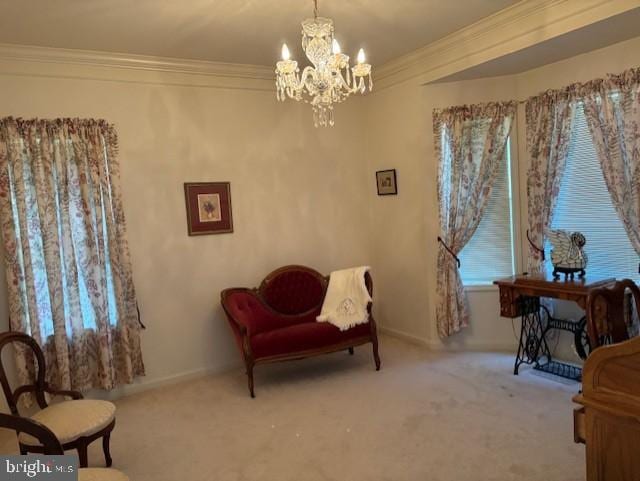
[514,296,550,375]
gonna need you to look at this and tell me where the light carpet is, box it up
[0,336,585,480]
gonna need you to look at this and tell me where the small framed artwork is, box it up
[184,182,233,236]
[376,169,398,196]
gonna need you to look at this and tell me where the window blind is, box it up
[548,105,639,282]
[459,139,516,285]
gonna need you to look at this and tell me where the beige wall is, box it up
[365,35,640,354]
[1,33,640,397]
[0,59,371,395]
[364,75,520,351]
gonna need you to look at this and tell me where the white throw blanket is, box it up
[317,266,372,331]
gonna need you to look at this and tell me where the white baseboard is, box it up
[378,326,428,346]
[379,325,516,353]
[89,327,517,403]
[425,339,517,353]
[88,361,241,401]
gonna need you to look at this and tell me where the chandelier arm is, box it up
[290,72,304,93]
[299,66,317,90]
[283,69,305,92]
[334,70,356,97]
[332,70,357,95]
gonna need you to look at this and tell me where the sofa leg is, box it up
[372,338,381,371]
[348,347,354,355]
[247,364,255,398]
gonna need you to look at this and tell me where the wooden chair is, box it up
[0,412,128,481]
[586,278,640,348]
[573,279,640,480]
[0,332,116,468]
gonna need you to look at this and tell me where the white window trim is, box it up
[509,116,524,279]
[465,284,500,292]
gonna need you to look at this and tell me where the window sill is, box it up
[463,284,499,292]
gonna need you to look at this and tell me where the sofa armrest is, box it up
[221,289,252,335]
[221,289,284,337]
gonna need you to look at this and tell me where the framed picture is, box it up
[184,182,233,236]
[376,169,397,195]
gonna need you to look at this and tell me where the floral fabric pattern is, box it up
[525,90,577,273]
[581,67,640,257]
[434,101,516,338]
[0,118,144,395]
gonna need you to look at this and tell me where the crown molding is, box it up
[1,0,638,91]
[0,43,275,90]
[375,0,640,90]
[0,43,274,79]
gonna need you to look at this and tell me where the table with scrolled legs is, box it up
[494,273,615,381]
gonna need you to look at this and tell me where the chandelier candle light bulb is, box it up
[281,43,291,60]
[332,39,341,54]
[274,0,373,127]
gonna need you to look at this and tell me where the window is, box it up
[459,138,516,285]
[547,105,639,282]
[0,118,144,392]
[8,138,119,339]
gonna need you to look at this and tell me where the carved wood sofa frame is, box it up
[221,265,381,397]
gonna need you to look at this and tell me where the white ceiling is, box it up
[0,0,520,66]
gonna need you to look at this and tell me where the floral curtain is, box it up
[434,101,516,338]
[0,118,144,394]
[581,67,640,257]
[525,89,577,273]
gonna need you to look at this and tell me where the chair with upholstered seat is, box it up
[0,412,127,481]
[0,332,116,468]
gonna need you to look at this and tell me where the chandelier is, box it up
[275,0,373,127]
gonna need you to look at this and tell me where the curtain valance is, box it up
[433,101,517,124]
[526,66,640,105]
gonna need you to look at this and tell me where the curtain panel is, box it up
[0,118,144,394]
[525,88,577,273]
[434,101,516,338]
[581,67,640,258]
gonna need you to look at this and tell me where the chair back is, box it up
[0,332,48,415]
[0,412,63,454]
[587,279,640,349]
[259,265,328,315]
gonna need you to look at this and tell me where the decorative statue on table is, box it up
[546,229,588,280]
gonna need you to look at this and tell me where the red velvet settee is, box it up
[221,265,381,397]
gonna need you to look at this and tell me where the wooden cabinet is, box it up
[574,335,640,480]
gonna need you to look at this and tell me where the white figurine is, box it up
[546,229,588,280]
